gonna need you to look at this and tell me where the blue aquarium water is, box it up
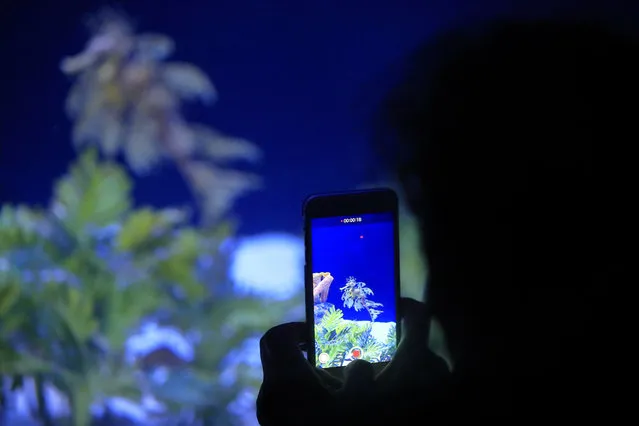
[0,1,441,423]
[311,212,398,368]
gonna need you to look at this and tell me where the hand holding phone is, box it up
[257,297,451,425]
[257,189,449,425]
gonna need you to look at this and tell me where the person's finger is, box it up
[328,360,379,422]
[257,323,335,425]
[314,366,344,390]
[261,323,344,387]
[340,360,376,395]
[260,322,315,382]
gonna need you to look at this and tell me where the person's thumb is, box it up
[334,360,380,422]
[339,359,376,396]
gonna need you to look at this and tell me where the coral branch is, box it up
[312,272,334,303]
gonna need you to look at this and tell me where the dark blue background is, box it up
[311,213,396,323]
[2,1,633,237]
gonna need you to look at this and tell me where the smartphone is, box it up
[304,188,401,375]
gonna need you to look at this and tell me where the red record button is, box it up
[350,347,363,359]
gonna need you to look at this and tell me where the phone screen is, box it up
[310,212,398,368]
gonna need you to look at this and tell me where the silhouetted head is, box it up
[380,20,637,369]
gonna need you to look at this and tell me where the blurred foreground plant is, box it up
[1,9,298,426]
[61,9,261,225]
[0,150,296,425]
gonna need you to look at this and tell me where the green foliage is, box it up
[314,308,350,365]
[0,154,146,424]
[54,149,131,239]
[0,207,48,252]
[1,9,299,425]
[0,149,296,425]
[378,325,398,362]
[314,307,396,367]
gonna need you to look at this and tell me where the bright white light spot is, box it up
[125,322,194,363]
[230,233,303,300]
[106,397,148,423]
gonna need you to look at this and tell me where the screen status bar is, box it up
[311,212,393,228]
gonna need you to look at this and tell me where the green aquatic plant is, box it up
[313,306,392,366]
[351,324,384,361]
[314,307,350,366]
[1,9,297,425]
[377,325,397,362]
[339,276,384,322]
[0,150,297,425]
[313,276,396,366]
[0,152,179,426]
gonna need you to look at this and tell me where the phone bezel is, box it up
[303,188,401,376]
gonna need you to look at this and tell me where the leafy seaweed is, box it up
[0,10,298,425]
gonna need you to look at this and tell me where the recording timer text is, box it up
[340,217,362,223]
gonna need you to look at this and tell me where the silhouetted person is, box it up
[257,19,636,425]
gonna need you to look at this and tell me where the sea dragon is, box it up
[313,272,334,304]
